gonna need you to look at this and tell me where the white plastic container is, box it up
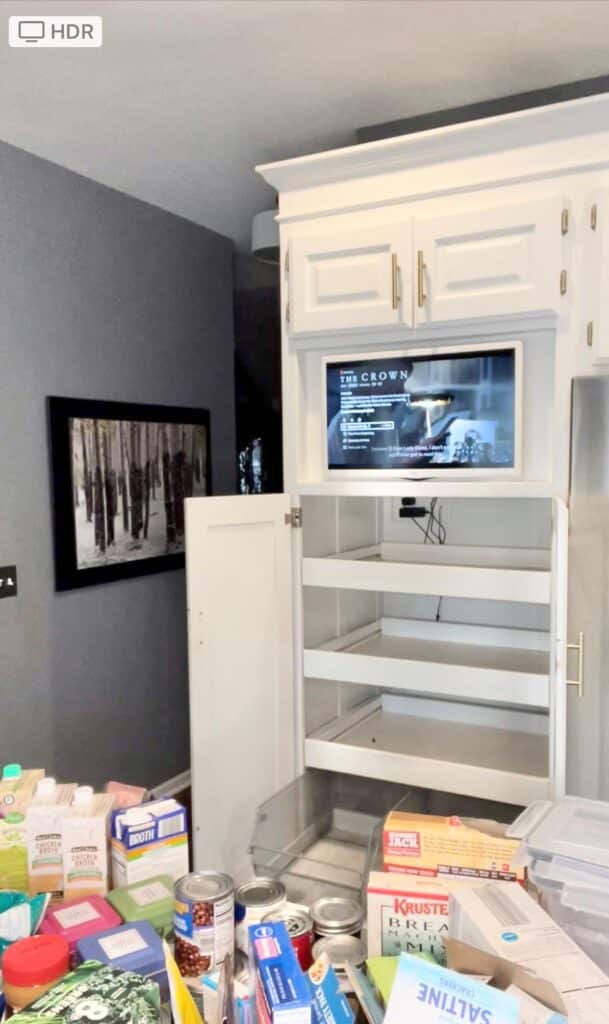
[511,798,609,974]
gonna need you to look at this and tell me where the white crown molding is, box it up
[256,92,609,193]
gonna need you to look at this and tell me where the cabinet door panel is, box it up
[415,197,563,324]
[289,222,412,335]
[567,379,609,799]
[185,494,296,880]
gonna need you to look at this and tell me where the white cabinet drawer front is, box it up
[290,223,412,334]
[415,197,563,323]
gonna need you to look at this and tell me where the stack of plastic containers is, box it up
[508,797,609,973]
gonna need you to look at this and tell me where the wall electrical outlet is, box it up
[0,566,17,598]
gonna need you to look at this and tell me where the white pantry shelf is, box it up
[305,696,550,806]
[303,542,551,604]
[304,618,550,709]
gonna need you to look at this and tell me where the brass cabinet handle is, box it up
[567,632,584,698]
[417,249,426,307]
[391,253,400,310]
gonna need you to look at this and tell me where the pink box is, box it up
[40,894,122,963]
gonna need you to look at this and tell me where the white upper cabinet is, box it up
[414,197,565,325]
[288,221,413,336]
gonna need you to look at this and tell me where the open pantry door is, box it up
[185,494,297,882]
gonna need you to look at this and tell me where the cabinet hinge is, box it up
[591,204,598,231]
[560,270,568,296]
[286,301,290,325]
[561,208,569,235]
[285,508,302,528]
[285,248,290,274]
[587,321,594,347]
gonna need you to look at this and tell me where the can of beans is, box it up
[174,871,234,982]
[262,904,314,970]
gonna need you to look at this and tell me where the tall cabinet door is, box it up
[185,494,296,881]
[567,378,609,799]
[414,196,564,324]
[289,222,412,335]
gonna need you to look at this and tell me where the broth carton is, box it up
[383,811,525,882]
[62,787,115,900]
[27,778,77,896]
[0,790,37,891]
[111,798,188,886]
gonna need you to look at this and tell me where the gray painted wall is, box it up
[0,140,235,787]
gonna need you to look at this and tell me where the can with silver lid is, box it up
[234,878,287,953]
[262,904,314,970]
[310,896,363,938]
[311,934,366,992]
[174,871,234,981]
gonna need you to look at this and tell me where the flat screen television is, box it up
[323,342,522,479]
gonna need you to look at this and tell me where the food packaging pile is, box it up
[2,763,609,1024]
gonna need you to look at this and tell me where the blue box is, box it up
[306,954,354,1024]
[76,919,168,1002]
[249,921,312,1024]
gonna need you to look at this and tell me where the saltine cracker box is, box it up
[111,799,188,887]
[383,811,525,882]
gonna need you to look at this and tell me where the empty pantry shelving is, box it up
[303,541,551,603]
[305,694,550,806]
[304,617,550,709]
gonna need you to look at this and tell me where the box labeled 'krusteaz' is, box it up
[367,870,492,964]
[111,799,188,888]
[250,920,312,1024]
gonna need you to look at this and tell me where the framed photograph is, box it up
[48,396,211,590]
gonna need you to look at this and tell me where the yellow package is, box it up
[383,811,525,882]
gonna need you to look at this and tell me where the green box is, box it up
[106,875,174,938]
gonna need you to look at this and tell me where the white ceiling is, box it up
[2,0,609,249]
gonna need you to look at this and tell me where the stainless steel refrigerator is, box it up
[568,377,609,798]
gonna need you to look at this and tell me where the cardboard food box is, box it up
[15,960,160,1023]
[367,869,493,963]
[445,940,568,1024]
[383,811,525,882]
[383,950,521,1024]
[249,920,312,1024]
[449,881,609,1017]
[306,953,354,1024]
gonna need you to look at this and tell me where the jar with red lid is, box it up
[2,934,70,1011]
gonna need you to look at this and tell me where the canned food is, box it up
[174,871,234,981]
[311,934,366,992]
[310,896,362,937]
[262,903,314,970]
[235,878,286,953]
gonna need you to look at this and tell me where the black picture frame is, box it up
[48,396,211,591]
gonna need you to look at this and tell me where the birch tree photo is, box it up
[70,417,209,568]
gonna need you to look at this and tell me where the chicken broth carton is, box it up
[383,811,525,883]
[62,787,115,900]
[367,871,498,965]
[27,778,77,896]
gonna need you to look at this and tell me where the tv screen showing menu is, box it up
[326,346,518,472]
